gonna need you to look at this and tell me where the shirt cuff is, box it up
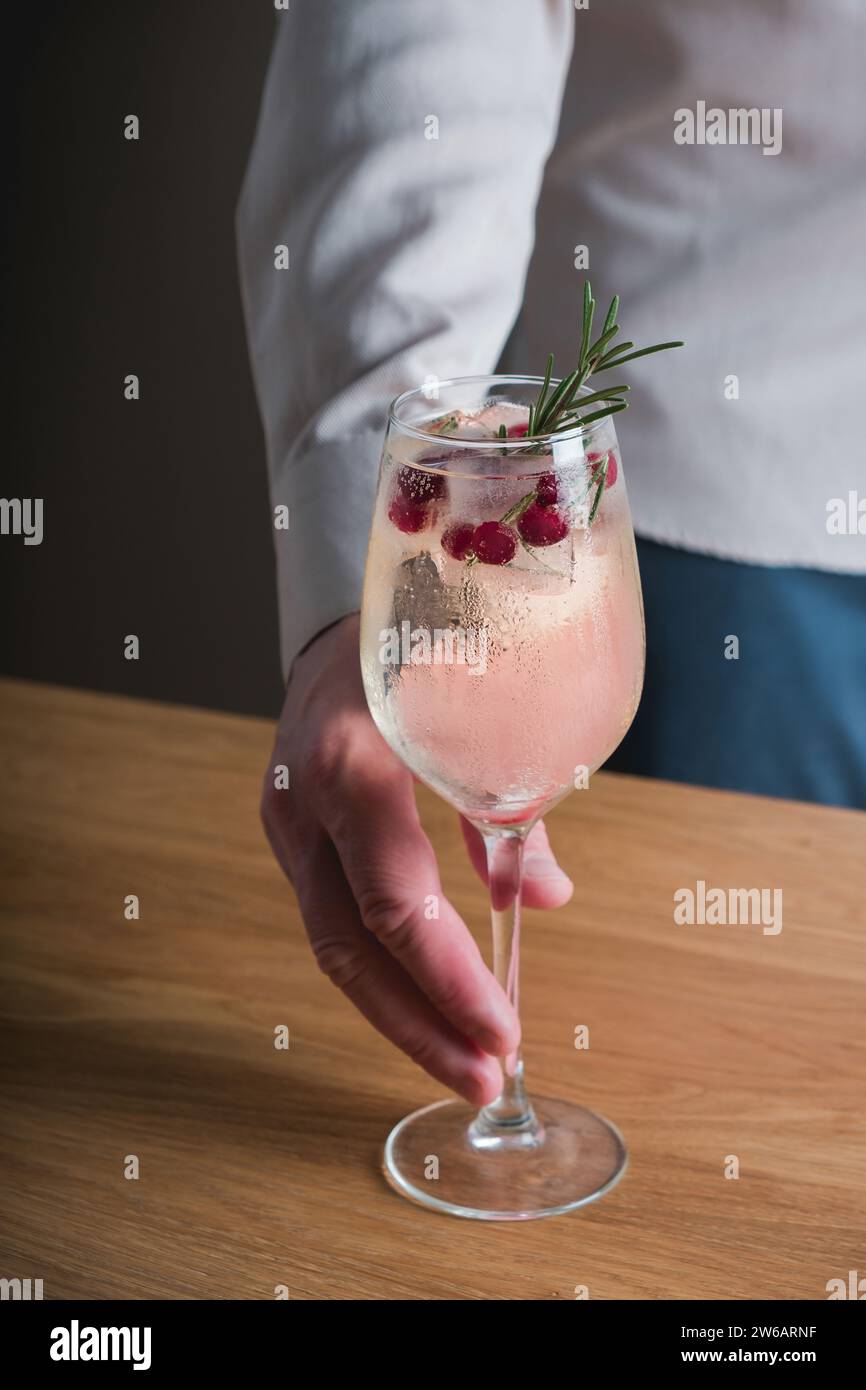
[271,432,381,680]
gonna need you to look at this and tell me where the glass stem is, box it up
[472,828,540,1143]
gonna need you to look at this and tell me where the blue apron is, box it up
[606,538,866,810]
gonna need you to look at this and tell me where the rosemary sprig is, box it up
[457,281,683,563]
[529,278,683,437]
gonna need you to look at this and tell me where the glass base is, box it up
[383,1095,627,1221]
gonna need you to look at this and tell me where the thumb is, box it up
[460,816,574,910]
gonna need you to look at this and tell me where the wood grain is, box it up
[1,677,864,1300]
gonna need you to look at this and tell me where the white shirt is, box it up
[237,0,866,678]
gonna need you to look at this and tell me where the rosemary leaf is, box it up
[596,340,633,367]
[586,323,621,367]
[530,352,555,435]
[601,293,620,338]
[588,453,610,525]
[579,281,596,373]
[572,400,629,429]
[500,490,539,526]
[594,340,685,372]
[553,385,630,418]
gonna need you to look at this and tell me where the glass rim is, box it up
[388,374,616,452]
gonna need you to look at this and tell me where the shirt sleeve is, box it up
[237,0,574,678]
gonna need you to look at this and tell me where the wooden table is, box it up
[1,678,864,1300]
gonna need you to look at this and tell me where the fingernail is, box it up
[524,855,573,889]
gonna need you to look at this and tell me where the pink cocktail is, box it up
[361,375,645,1220]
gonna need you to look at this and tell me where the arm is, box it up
[237,0,574,675]
[238,1,575,1100]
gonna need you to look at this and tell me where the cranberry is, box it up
[536,471,558,506]
[517,502,569,547]
[587,450,617,487]
[471,521,517,565]
[388,493,430,534]
[441,522,475,561]
[506,422,530,438]
[396,463,447,504]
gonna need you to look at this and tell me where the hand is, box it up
[261,613,573,1106]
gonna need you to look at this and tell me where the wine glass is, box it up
[360,375,645,1220]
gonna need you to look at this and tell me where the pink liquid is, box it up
[362,471,644,826]
[395,567,642,823]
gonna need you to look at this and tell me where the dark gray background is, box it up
[4,2,283,716]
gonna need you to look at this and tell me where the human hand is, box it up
[261,613,573,1105]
